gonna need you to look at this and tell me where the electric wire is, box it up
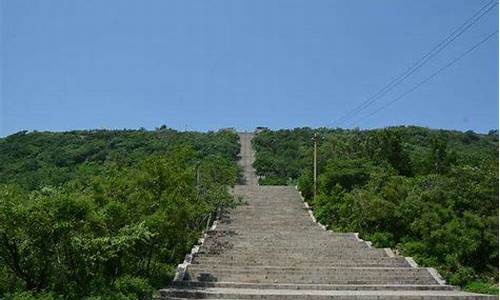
[349,30,498,126]
[333,0,498,126]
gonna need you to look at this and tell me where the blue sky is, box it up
[1,0,498,136]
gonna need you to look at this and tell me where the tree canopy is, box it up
[252,126,498,294]
[0,128,241,299]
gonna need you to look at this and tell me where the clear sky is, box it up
[1,0,498,136]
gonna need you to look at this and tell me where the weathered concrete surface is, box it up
[238,132,258,186]
[159,132,497,299]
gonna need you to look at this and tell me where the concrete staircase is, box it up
[158,133,497,299]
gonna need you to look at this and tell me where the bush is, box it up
[252,126,499,289]
[464,281,499,295]
[4,292,60,300]
[368,232,395,248]
[0,129,240,299]
[113,276,154,300]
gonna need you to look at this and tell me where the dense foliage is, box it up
[253,126,498,293]
[0,128,241,299]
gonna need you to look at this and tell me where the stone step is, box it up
[186,265,433,275]
[207,230,355,236]
[202,242,364,248]
[192,257,411,267]
[212,228,331,232]
[205,236,358,242]
[193,255,398,261]
[192,262,410,269]
[185,267,436,278]
[204,234,356,240]
[184,278,438,285]
[185,272,438,285]
[199,247,379,255]
[184,275,436,282]
[207,231,355,236]
[201,240,368,245]
[204,236,358,242]
[191,261,410,268]
[195,252,389,259]
[207,231,353,236]
[170,281,458,291]
[200,244,371,250]
[158,287,497,299]
[200,239,368,245]
[198,247,376,254]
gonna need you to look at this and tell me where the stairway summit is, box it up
[158,132,497,299]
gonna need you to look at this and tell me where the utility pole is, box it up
[313,132,318,202]
[196,161,201,197]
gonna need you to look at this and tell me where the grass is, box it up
[464,281,499,295]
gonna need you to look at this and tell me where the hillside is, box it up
[0,128,241,299]
[159,133,495,300]
[252,126,498,293]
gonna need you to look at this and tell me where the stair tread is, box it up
[157,133,495,299]
[161,287,495,297]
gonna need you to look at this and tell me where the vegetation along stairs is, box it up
[158,132,497,299]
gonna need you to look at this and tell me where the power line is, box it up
[349,30,498,126]
[335,0,497,126]
[333,0,498,126]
